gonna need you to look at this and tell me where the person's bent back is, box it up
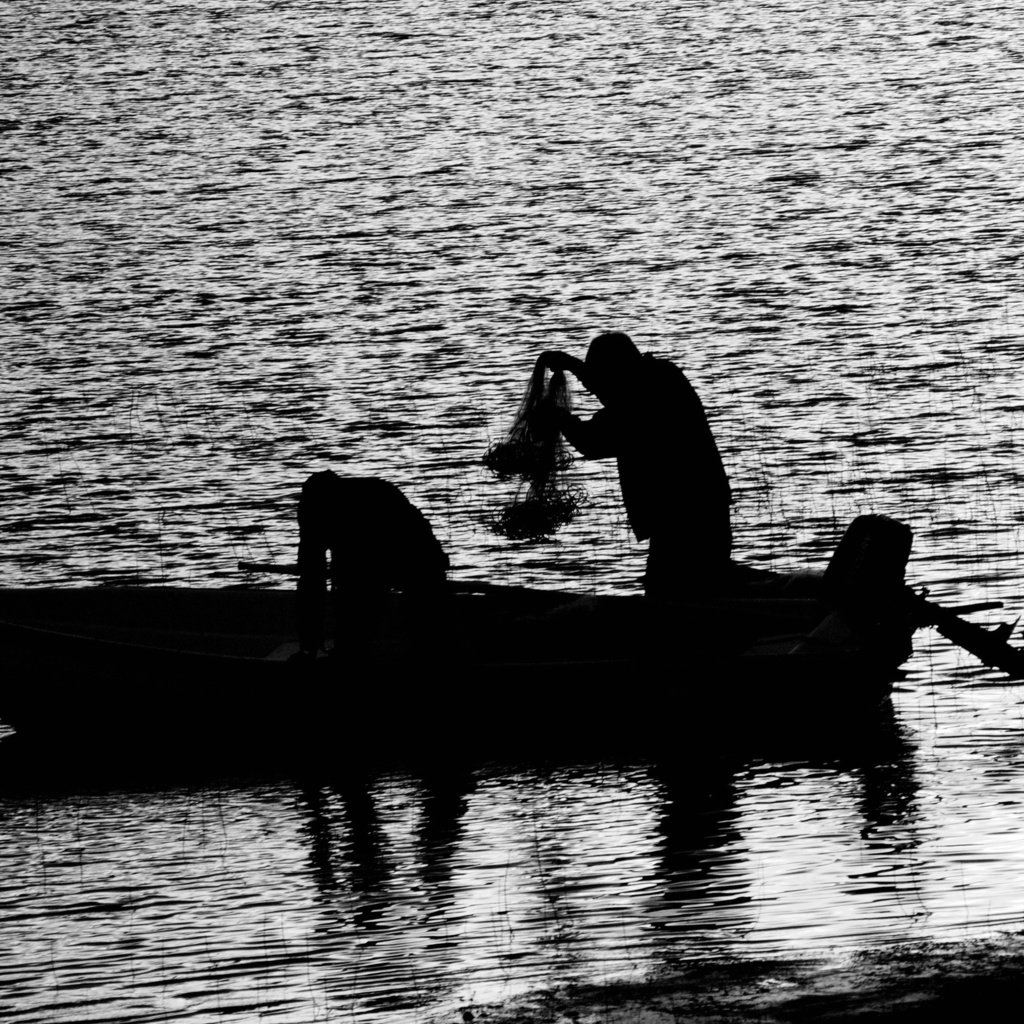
[296,471,449,656]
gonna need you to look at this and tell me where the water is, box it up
[3,0,1024,1020]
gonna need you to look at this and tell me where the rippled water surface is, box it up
[4,0,1024,1020]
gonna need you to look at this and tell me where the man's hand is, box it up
[539,350,582,375]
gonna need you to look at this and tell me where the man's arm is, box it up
[534,351,618,456]
[539,350,587,380]
[533,405,618,459]
[295,498,329,654]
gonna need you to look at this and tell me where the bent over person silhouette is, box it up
[295,472,449,657]
[536,332,733,598]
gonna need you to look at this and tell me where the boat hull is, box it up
[0,582,907,779]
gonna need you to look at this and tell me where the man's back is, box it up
[298,472,449,586]
[611,355,731,541]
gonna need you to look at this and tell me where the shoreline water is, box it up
[438,933,1024,1022]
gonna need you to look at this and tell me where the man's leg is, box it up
[644,510,732,598]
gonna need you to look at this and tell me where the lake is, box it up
[3,0,1024,1021]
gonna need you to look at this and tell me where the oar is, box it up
[236,561,560,598]
[238,560,300,575]
[913,590,1024,679]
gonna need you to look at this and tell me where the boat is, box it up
[0,514,928,777]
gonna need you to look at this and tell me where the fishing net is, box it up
[484,358,587,541]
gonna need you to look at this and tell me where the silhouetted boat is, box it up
[0,515,922,771]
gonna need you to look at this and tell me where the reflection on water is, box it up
[0,710,975,1024]
[5,691,1024,1022]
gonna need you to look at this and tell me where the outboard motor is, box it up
[792,514,915,668]
[822,514,913,606]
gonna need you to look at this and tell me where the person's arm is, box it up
[539,350,588,381]
[562,407,619,459]
[532,351,619,456]
[296,515,328,655]
[531,404,618,459]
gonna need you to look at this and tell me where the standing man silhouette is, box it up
[537,331,732,597]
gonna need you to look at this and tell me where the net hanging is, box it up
[484,357,587,540]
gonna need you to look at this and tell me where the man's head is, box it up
[584,331,642,402]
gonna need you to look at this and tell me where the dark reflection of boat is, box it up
[644,698,921,961]
[854,724,920,835]
[298,766,477,904]
[647,757,750,939]
[298,778,391,905]
[282,711,922,1005]
[295,764,480,1017]
[0,515,919,781]
[415,767,478,892]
